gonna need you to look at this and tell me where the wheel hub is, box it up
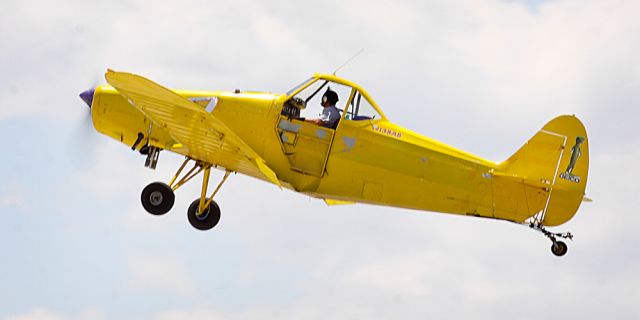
[149,191,164,206]
[196,209,209,221]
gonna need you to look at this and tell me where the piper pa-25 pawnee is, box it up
[79,70,589,256]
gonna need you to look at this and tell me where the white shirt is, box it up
[319,105,341,128]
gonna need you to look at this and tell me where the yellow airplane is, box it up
[79,70,589,256]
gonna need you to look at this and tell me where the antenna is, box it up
[332,49,364,75]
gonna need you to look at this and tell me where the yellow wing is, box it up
[104,69,281,187]
[323,198,355,206]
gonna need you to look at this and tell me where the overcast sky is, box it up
[1,0,639,319]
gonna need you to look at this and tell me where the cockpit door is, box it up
[276,117,335,177]
[276,79,355,177]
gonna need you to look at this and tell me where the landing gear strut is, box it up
[529,222,573,257]
[186,167,230,231]
[139,156,231,230]
[187,198,221,230]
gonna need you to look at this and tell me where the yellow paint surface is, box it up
[90,71,589,227]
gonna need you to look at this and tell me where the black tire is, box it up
[141,182,175,215]
[551,241,568,257]
[187,198,221,231]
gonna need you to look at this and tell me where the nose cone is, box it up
[79,88,95,108]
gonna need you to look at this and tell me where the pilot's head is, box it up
[321,88,339,107]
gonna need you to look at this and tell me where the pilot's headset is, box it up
[322,87,339,106]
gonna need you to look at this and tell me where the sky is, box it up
[1,0,639,319]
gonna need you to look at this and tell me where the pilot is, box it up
[307,88,341,128]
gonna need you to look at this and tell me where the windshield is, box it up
[345,91,381,121]
[285,77,314,96]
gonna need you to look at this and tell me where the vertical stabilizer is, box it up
[498,115,589,226]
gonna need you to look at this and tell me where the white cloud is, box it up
[67,138,172,200]
[6,308,104,320]
[126,254,197,297]
[153,307,230,320]
[6,309,63,320]
[0,181,29,211]
[0,192,25,209]
[1,0,640,319]
[121,203,173,233]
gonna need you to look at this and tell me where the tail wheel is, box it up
[141,182,175,215]
[187,198,221,230]
[551,241,568,257]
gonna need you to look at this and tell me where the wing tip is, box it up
[255,159,282,188]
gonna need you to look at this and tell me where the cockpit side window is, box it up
[345,91,381,121]
[292,80,354,121]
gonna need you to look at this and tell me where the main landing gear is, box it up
[141,182,174,215]
[139,156,231,231]
[529,222,573,257]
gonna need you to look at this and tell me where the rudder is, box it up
[498,115,589,227]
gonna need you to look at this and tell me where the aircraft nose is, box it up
[79,88,95,108]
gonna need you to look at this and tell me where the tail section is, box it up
[496,115,589,227]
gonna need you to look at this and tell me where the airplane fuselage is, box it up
[85,70,589,256]
[92,85,510,222]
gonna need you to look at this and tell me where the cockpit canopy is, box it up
[283,74,386,122]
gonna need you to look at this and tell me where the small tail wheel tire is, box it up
[551,241,568,257]
[141,182,175,215]
[187,198,221,231]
